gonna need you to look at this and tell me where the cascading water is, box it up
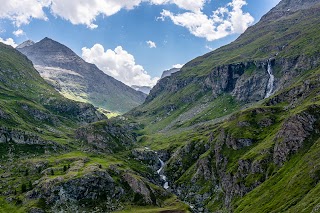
[157,157,169,189]
[265,59,275,98]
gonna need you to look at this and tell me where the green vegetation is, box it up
[180,7,320,78]
[115,196,191,213]
[2,2,320,213]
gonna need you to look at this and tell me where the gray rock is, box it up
[18,37,146,113]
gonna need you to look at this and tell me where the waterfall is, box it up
[157,157,169,189]
[265,59,275,98]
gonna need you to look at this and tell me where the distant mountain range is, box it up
[17,37,146,114]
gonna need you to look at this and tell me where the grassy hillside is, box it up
[125,1,320,212]
[129,65,320,212]
[0,43,189,213]
[1,0,320,212]
[129,1,320,136]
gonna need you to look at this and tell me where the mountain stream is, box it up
[157,157,169,189]
[265,59,275,98]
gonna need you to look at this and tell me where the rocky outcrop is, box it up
[131,148,160,171]
[75,120,136,153]
[0,108,10,119]
[20,103,59,125]
[162,102,320,211]
[0,127,58,146]
[43,97,105,124]
[24,160,170,212]
[166,141,207,181]
[273,106,320,165]
[267,73,320,107]
[27,166,124,212]
[122,173,156,205]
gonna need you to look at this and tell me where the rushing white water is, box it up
[265,60,275,98]
[157,158,169,189]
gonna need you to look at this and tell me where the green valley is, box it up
[1,0,320,212]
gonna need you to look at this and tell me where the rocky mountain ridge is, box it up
[18,38,146,114]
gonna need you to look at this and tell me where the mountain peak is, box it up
[18,37,81,67]
[40,37,62,44]
[16,40,35,49]
[18,37,146,113]
[37,37,74,52]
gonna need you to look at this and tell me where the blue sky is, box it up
[0,0,281,87]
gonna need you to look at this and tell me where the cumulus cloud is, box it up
[146,40,157,48]
[159,0,254,41]
[49,0,207,28]
[13,29,25,37]
[0,37,18,47]
[0,0,50,27]
[0,0,254,42]
[49,0,144,29]
[82,44,159,87]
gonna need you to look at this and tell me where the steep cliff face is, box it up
[159,71,320,212]
[75,120,138,153]
[18,38,146,114]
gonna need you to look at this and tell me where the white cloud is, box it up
[150,0,208,12]
[146,40,157,48]
[13,29,25,37]
[49,0,207,28]
[49,0,143,29]
[82,44,159,87]
[0,37,18,47]
[172,64,184,69]
[159,0,254,41]
[0,0,254,42]
[0,0,50,27]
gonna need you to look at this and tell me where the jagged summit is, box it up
[18,37,146,113]
[16,40,34,49]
